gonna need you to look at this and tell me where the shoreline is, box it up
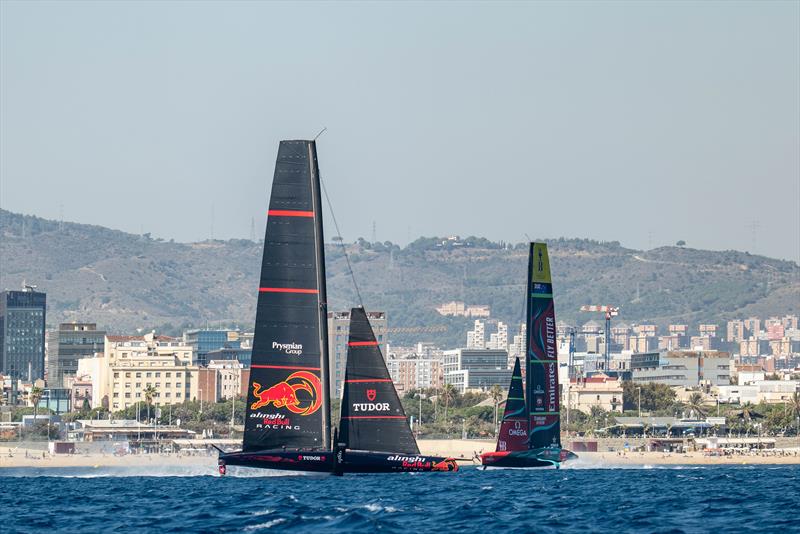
[1,439,798,470]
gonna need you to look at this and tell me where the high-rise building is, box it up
[46,323,105,388]
[488,321,508,350]
[744,317,761,338]
[466,319,485,349]
[327,310,387,398]
[727,320,745,343]
[0,288,46,381]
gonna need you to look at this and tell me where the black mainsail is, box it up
[339,307,419,455]
[242,139,331,453]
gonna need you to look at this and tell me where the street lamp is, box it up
[637,387,642,418]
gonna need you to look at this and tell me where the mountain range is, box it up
[1,209,797,347]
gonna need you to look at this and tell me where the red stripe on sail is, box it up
[251,364,321,371]
[267,210,314,217]
[345,379,393,383]
[341,416,407,419]
[259,287,318,294]
[348,341,379,347]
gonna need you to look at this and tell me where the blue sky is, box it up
[1,1,798,261]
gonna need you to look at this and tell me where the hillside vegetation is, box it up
[1,210,797,346]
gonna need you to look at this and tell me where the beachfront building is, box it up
[631,350,730,388]
[77,333,199,410]
[566,373,624,413]
[328,310,387,398]
[197,360,245,403]
[442,348,511,393]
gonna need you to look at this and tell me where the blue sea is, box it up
[2,465,798,533]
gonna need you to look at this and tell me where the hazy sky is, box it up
[1,1,798,261]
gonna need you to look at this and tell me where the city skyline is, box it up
[1,2,798,261]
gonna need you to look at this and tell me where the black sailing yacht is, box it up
[480,242,577,468]
[218,140,334,474]
[218,140,456,475]
[334,307,458,473]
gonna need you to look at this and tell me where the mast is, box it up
[339,307,419,454]
[242,140,329,452]
[308,141,332,450]
[525,242,561,449]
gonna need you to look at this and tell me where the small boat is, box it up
[480,242,577,469]
[334,307,458,473]
[218,139,335,474]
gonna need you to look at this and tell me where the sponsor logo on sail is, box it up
[272,341,303,355]
[352,402,391,412]
[250,371,322,415]
[366,389,377,401]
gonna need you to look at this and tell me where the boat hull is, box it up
[339,450,458,473]
[218,449,334,474]
[480,447,578,468]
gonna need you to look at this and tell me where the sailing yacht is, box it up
[334,307,458,473]
[218,140,456,475]
[480,242,578,468]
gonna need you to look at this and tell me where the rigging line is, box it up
[319,174,365,309]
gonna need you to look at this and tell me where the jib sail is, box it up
[339,307,419,454]
[526,242,561,449]
[495,357,528,452]
[243,140,331,452]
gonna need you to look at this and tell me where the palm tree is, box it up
[489,384,503,434]
[30,386,43,424]
[441,384,456,424]
[143,385,157,422]
[687,392,706,419]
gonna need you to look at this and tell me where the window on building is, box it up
[136,372,141,378]
[113,372,119,378]
[166,372,172,378]
[136,393,141,398]
[155,372,161,378]
[176,392,182,398]
[113,393,119,398]
[125,393,131,398]
[146,372,152,378]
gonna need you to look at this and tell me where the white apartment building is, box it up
[78,333,199,411]
[466,320,486,350]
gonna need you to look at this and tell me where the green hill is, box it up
[1,209,797,346]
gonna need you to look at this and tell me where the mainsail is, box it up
[242,140,331,452]
[495,357,527,452]
[526,242,561,449]
[339,307,419,454]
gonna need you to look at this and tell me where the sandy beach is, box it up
[1,439,798,470]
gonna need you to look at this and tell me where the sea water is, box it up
[1,465,798,533]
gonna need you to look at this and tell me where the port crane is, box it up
[579,305,619,372]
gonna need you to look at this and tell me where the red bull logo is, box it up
[250,371,322,415]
